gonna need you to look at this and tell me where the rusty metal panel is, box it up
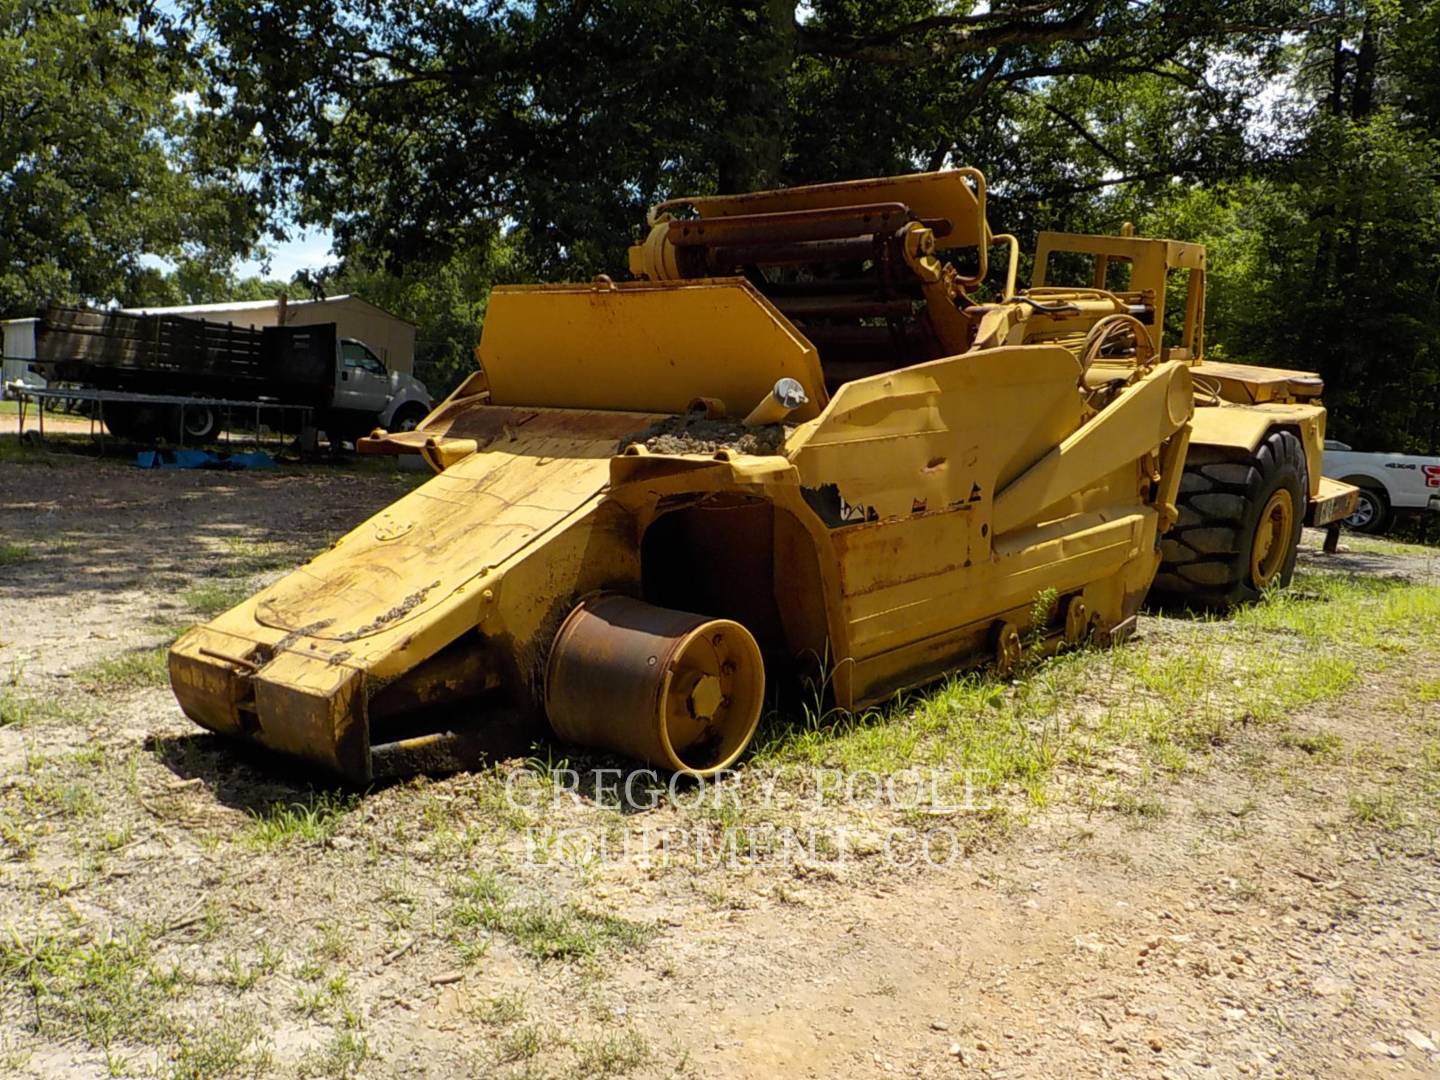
[169,625,259,737]
[838,510,1152,703]
[1307,476,1360,526]
[787,345,1086,525]
[837,510,1146,652]
[251,652,369,781]
[665,169,990,251]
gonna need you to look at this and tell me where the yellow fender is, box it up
[1189,403,1326,498]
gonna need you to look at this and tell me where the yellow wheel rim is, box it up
[1250,489,1295,589]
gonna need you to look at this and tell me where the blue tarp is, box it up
[135,448,276,470]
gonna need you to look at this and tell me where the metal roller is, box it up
[544,594,765,776]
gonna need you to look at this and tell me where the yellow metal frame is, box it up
[651,168,991,251]
[172,167,1356,783]
[1032,228,1353,524]
[173,325,1191,779]
[479,278,827,421]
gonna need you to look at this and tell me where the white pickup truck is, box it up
[331,337,433,440]
[1323,440,1440,534]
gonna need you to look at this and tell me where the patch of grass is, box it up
[80,646,170,691]
[242,792,357,850]
[297,1029,368,1079]
[571,1028,651,1075]
[182,581,250,617]
[219,944,283,992]
[1412,676,1440,704]
[293,972,351,1021]
[0,540,32,566]
[1349,789,1409,830]
[0,807,37,859]
[293,985,328,1018]
[448,870,651,963]
[312,922,352,963]
[0,434,92,464]
[1329,532,1439,558]
[500,1023,548,1062]
[18,771,101,819]
[1113,790,1169,822]
[0,687,88,728]
[1235,571,1440,650]
[759,574,1439,808]
[476,991,528,1025]
[168,1014,272,1080]
[0,927,166,1051]
[1281,729,1344,757]
[220,536,298,576]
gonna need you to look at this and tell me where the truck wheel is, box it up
[102,404,139,440]
[1152,429,1307,610]
[388,403,429,432]
[177,404,217,442]
[1341,482,1391,535]
[103,402,164,442]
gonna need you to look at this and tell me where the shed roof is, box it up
[122,294,416,326]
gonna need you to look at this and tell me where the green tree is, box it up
[301,239,530,396]
[1136,4,1440,451]
[117,262,292,307]
[0,1,264,314]
[186,0,1313,278]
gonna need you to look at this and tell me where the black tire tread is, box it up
[1152,429,1308,611]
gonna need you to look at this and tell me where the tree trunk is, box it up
[1351,12,1378,119]
[1310,13,1351,294]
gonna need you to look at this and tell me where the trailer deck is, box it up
[3,382,314,452]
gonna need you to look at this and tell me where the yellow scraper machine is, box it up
[169,168,1358,783]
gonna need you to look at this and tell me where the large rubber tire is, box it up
[1342,482,1391,535]
[1153,429,1308,610]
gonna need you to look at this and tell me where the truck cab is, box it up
[331,338,432,437]
[1323,439,1440,534]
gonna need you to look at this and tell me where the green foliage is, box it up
[184,0,1307,277]
[1128,6,1440,451]
[312,240,530,396]
[120,264,291,309]
[0,1,264,313]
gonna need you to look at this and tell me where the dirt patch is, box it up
[2,459,1439,1079]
